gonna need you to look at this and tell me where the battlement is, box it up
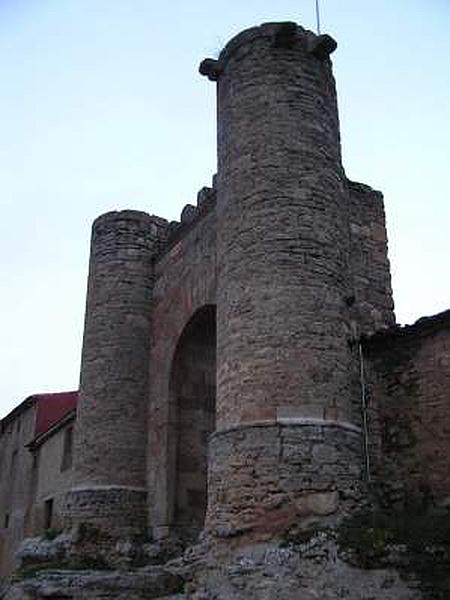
[157,184,217,259]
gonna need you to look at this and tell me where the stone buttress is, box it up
[64,210,166,537]
[200,23,365,537]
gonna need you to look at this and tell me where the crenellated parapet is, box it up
[159,184,217,258]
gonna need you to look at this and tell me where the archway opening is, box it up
[169,304,216,540]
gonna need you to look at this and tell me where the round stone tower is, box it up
[64,210,164,536]
[200,23,363,536]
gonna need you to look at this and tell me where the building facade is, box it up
[0,392,77,575]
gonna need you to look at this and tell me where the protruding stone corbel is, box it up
[199,58,223,81]
[307,34,337,60]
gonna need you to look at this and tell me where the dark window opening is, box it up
[4,514,9,529]
[10,449,18,476]
[32,452,39,471]
[61,425,74,472]
[44,498,53,530]
[10,449,18,499]
[30,450,40,500]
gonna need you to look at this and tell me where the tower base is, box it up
[206,420,364,539]
[63,485,148,538]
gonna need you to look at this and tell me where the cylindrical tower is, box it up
[64,210,162,536]
[200,23,363,536]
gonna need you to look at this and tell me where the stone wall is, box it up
[348,180,395,336]
[148,201,217,539]
[206,421,364,540]
[364,310,450,509]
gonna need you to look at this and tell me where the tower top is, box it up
[199,22,337,81]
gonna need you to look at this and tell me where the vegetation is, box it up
[337,509,450,599]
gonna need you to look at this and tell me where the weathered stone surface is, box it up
[64,210,167,537]
[8,528,438,599]
[180,204,198,225]
[206,422,364,538]
[364,310,450,509]
[348,181,395,336]
[213,22,355,433]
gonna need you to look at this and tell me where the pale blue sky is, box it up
[1,0,449,418]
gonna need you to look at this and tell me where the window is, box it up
[61,426,73,472]
[4,514,9,529]
[10,449,18,476]
[10,449,18,498]
[44,499,53,530]
[30,450,40,499]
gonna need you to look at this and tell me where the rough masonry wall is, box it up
[212,23,355,428]
[348,181,395,335]
[207,422,363,539]
[365,311,450,509]
[148,205,217,539]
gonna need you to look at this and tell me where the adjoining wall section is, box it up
[148,201,217,540]
[364,310,450,509]
[348,181,395,336]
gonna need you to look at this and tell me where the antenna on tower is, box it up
[315,0,321,34]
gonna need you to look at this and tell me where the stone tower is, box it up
[201,22,369,535]
[64,211,167,536]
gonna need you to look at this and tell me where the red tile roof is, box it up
[33,391,78,436]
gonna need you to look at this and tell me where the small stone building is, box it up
[1,22,449,594]
[0,392,77,575]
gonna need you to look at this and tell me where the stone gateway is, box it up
[1,22,449,600]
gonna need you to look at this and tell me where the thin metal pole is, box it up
[359,342,372,483]
[315,0,321,35]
